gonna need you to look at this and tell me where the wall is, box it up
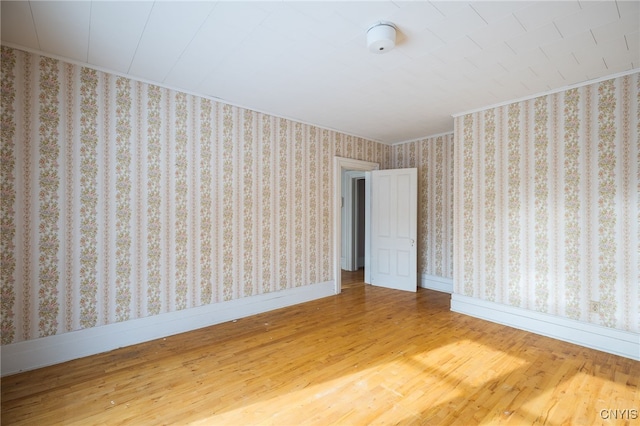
[453,72,639,333]
[0,46,391,346]
[393,134,454,282]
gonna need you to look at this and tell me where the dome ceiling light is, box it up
[367,21,397,54]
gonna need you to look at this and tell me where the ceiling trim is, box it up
[452,68,640,118]
[391,130,455,146]
[1,41,388,145]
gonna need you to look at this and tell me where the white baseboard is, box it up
[420,274,453,294]
[1,281,335,376]
[451,294,640,361]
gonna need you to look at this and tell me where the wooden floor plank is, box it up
[2,270,638,425]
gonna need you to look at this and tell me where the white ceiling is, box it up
[2,1,638,144]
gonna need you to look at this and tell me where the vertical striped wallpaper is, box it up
[0,47,391,345]
[454,73,639,332]
[393,134,454,279]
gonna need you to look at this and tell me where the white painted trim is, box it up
[419,274,453,294]
[1,281,335,376]
[452,68,640,118]
[451,294,640,361]
[392,131,455,146]
[333,157,379,294]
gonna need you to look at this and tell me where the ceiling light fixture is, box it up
[367,21,397,54]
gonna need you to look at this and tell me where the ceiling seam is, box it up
[127,1,155,74]
[468,4,488,26]
[512,13,527,32]
[572,52,580,65]
[467,35,483,51]
[552,22,564,39]
[539,47,550,61]
[29,1,41,50]
[504,41,517,56]
[427,2,446,19]
[557,70,566,81]
[161,3,218,83]
[86,1,92,63]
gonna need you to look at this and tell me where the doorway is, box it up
[333,157,418,294]
[341,170,366,272]
[333,157,379,294]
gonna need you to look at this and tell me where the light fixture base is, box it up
[367,21,397,54]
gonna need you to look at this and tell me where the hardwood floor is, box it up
[2,270,638,425]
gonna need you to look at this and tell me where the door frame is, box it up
[333,157,379,294]
[342,170,366,272]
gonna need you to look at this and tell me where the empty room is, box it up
[1,1,638,424]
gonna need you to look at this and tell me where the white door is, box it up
[366,168,417,292]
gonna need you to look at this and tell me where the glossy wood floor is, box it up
[2,270,638,425]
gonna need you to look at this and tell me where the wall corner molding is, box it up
[451,294,640,361]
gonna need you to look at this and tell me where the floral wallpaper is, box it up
[454,72,639,333]
[393,134,454,280]
[0,46,391,345]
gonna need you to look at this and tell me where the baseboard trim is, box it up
[451,294,640,361]
[419,274,453,294]
[1,281,335,376]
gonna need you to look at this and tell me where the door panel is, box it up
[378,249,390,274]
[367,168,417,292]
[397,250,410,277]
[397,173,411,238]
[378,175,391,236]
